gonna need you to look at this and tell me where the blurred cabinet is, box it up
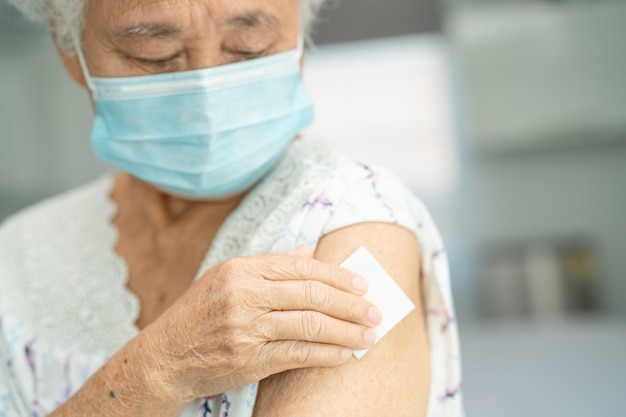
[479,239,601,319]
[446,0,626,152]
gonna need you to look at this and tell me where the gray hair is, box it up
[7,0,329,53]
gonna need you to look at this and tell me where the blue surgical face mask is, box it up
[74,36,314,199]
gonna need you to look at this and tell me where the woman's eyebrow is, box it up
[116,24,183,39]
[115,11,280,40]
[223,11,281,29]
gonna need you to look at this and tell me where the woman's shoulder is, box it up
[0,174,116,279]
[293,139,428,231]
[271,138,434,253]
[0,174,138,355]
[0,174,114,241]
[290,137,424,209]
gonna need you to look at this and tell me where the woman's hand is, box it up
[140,246,382,404]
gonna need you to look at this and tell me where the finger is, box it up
[256,254,369,295]
[267,280,381,327]
[266,340,353,373]
[260,311,375,350]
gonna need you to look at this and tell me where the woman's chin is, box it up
[131,174,250,204]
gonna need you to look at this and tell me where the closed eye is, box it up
[134,52,183,68]
[226,46,273,61]
[130,45,273,70]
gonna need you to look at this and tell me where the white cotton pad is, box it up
[340,246,416,359]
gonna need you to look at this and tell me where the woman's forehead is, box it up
[92,0,297,30]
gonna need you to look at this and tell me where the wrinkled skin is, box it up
[144,248,380,402]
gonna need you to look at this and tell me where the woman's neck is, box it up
[111,173,249,330]
[114,173,247,234]
[129,175,246,229]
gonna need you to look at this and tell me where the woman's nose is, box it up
[184,45,233,71]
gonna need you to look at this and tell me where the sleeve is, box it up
[318,162,465,416]
[321,162,424,237]
[0,220,36,417]
[0,318,31,417]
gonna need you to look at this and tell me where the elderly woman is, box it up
[0,0,462,416]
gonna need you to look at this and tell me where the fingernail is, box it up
[363,329,376,345]
[352,276,368,293]
[368,306,382,324]
[341,348,353,361]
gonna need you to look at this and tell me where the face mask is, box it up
[74,36,314,199]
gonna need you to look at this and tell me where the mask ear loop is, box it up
[71,31,95,91]
[295,19,305,61]
[297,32,304,58]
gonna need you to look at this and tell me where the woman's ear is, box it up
[57,49,88,88]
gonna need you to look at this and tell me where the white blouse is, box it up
[0,138,463,417]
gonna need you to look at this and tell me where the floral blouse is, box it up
[0,138,463,416]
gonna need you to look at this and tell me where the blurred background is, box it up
[1,0,625,415]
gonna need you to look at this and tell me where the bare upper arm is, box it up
[253,222,431,417]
